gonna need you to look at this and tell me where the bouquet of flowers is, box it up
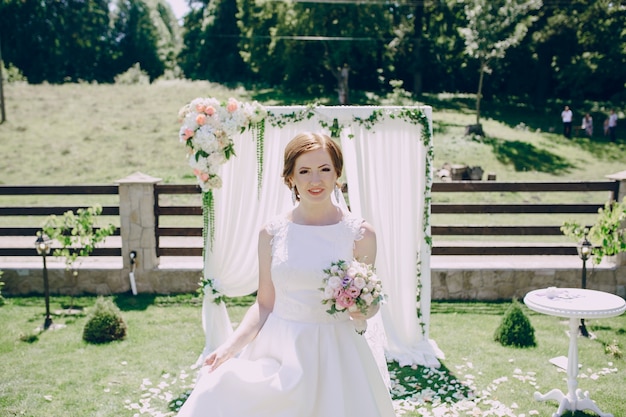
[178,97,266,192]
[320,259,385,334]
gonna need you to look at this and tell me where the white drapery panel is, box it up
[199,106,442,367]
[200,111,321,358]
[338,107,441,367]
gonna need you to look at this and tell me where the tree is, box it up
[179,0,248,83]
[389,1,469,96]
[0,0,114,83]
[459,0,542,130]
[526,0,626,103]
[0,33,6,123]
[112,0,166,81]
[235,0,395,98]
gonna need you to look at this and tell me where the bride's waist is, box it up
[272,301,349,323]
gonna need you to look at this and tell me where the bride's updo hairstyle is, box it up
[282,132,343,195]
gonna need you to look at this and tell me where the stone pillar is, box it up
[605,170,626,267]
[116,172,162,293]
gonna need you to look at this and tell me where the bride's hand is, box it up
[349,303,379,321]
[203,345,234,372]
[349,310,367,321]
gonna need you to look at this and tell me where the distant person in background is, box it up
[608,109,618,142]
[561,105,573,138]
[582,113,593,137]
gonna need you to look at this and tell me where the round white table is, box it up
[524,287,626,417]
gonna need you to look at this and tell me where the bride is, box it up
[176,132,395,417]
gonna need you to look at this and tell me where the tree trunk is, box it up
[411,1,424,95]
[475,61,485,126]
[0,34,6,124]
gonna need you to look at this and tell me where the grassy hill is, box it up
[1,81,624,187]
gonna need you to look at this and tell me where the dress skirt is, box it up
[176,312,395,417]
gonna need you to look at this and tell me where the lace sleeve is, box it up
[264,216,286,237]
[264,215,289,263]
[343,213,366,241]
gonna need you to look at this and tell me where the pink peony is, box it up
[183,128,194,141]
[193,169,210,182]
[206,106,216,116]
[345,286,361,298]
[196,114,207,125]
[196,103,206,113]
[335,290,355,309]
[226,99,238,113]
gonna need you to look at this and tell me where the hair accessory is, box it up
[291,186,298,205]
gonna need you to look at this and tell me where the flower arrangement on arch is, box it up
[320,259,385,334]
[178,97,267,192]
[198,275,226,304]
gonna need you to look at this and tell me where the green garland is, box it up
[266,103,317,128]
[202,190,215,256]
[415,255,425,332]
[353,109,384,131]
[254,120,265,196]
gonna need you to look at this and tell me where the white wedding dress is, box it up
[176,212,396,417]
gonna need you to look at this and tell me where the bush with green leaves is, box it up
[114,63,150,85]
[82,297,127,344]
[561,198,626,264]
[1,62,27,83]
[494,299,536,348]
[40,205,115,271]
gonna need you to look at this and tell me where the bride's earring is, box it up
[291,186,298,205]
[334,185,342,203]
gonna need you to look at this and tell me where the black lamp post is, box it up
[576,234,592,337]
[35,235,53,330]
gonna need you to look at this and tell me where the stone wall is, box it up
[431,265,626,301]
[3,258,625,301]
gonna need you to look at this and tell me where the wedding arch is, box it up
[178,102,443,368]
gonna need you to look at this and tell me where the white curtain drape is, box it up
[339,107,441,367]
[199,106,442,368]
[199,111,320,360]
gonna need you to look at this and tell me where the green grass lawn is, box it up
[1,295,624,417]
[1,82,624,187]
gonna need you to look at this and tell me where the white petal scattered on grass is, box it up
[123,360,620,417]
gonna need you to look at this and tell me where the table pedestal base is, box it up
[534,388,613,417]
[524,289,626,417]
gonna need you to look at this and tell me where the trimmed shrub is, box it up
[114,63,150,85]
[494,299,536,348]
[82,297,127,344]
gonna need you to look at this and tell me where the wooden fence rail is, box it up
[429,180,619,255]
[0,179,622,259]
[0,185,121,257]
